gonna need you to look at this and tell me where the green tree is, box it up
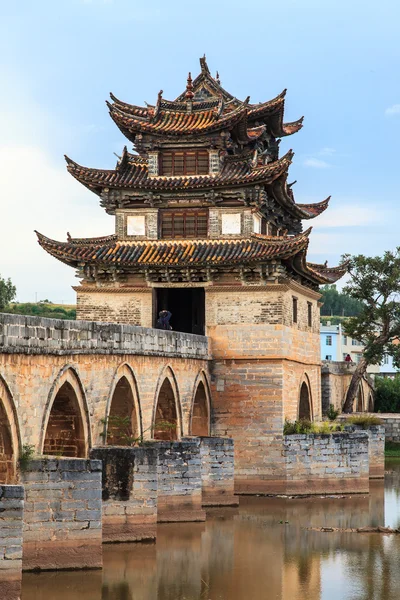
[0,275,16,310]
[374,376,400,413]
[341,249,400,413]
[320,284,363,316]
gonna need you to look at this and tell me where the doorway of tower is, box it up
[154,288,205,335]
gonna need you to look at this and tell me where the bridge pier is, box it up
[20,458,102,571]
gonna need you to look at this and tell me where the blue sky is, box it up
[1,0,399,303]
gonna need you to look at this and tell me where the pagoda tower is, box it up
[37,57,346,493]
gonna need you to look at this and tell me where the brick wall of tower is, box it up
[206,284,322,494]
[76,289,153,326]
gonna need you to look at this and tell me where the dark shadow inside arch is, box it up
[368,394,374,412]
[356,386,363,412]
[43,381,86,457]
[299,382,311,421]
[0,400,15,484]
[154,378,178,441]
[191,381,210,436]
[107,376,138,445]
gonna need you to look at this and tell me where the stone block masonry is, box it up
[156,440,206,522]
[0,485,23,600]
[0,312,208,360]
[283,432,369,495]
[343,424,385,479]
[196,437,237,506]
[20,458,102,571]
[90,447,158,543]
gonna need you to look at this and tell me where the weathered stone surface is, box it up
[195,437,237,506]
[20,458,102,571]
[90,447,158,542]
[0,485,23,600]
[156,440,206,522]
[283,432,369,495]
[344,425,385,479]
[0,313,209,359]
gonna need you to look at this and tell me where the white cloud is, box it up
[313,204,383,228]
[0,146,111,304]
[385,104,400,116]
[319,147,336,156]
[303,158,330,169]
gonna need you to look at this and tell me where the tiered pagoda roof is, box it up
[37,56,346,289]
[36,229,346,286]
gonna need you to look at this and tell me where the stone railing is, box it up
[0,313,209,359]
[321,360,357,375]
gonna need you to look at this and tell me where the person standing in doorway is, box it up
[156,310,172,330]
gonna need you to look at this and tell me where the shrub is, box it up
[19,444,35,471]
[283,419,343,435]
[345,415,382,427]
[326,404,339,421]
[374,376,400,413]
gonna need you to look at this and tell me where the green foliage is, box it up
[340,249,400,412]
[100,415,175,447]
[345,415,382,427]
[283,419,343,435]
[326,404,339,421]
[0,275,16,311]
[342,250,400,367]
[4,302,76,320]
[385,441,400,457]
[19,444,35,471]
[374,376,400,413]
[320,284,363,317]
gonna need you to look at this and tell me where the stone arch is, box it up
[152,366,182,440]
[41,366,91,458]
[355,383,364,413]
[368,392,374,412]
[0,375,21,484]
[190,371,211,436]
[105,364,142,445]
[298,376,312,421]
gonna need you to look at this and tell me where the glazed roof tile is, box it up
[35,229,346,285]
[65,150,294,193]
[107,101,247,139]
[108,57,303,140]
[36,230,310,267]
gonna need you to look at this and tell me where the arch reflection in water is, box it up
[22,468,400,600]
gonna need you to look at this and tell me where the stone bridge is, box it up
[321,360,374,416]
[0,313,211,483]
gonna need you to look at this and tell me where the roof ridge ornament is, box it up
[153,90,163,119]
[200,55,210,75]
[216,71,220,84]
[185,73,194,99]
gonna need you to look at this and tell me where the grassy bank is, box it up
[3,302,76,320]
[385,442,400,457]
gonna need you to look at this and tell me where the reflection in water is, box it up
[21,461,400,600]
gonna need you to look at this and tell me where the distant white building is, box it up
[320,322,384,377]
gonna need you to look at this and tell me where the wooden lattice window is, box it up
[160,209,208,239]
[160,150,209,176]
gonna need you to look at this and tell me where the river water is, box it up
[22,460,400,600]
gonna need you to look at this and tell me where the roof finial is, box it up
[216,71,220,84]
[185,72,194,99]
[199,55,210,75]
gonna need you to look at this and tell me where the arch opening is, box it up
[299,382,311,421]
[43,381,86,457]
[154,378,178,440]
[368,393,374,412]
[107,376,139,445]
[0,400,15,484]
[356,385,363,413]
[191,381,210,436]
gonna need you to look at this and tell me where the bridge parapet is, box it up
[0,313,209,359]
